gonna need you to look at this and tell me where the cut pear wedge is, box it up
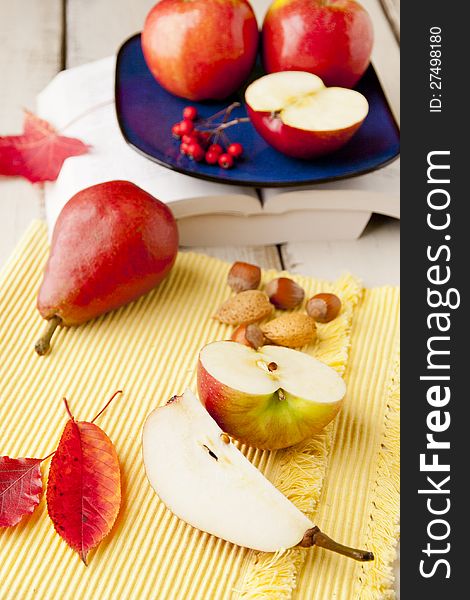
[142,389,374,560]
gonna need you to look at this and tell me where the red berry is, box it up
[198,131,211,148]
[183,106,198,121]
[228,142,243,158]
[172,123,182,138]
[188,142,205,162]
[178,119,194,135]
[182,133,198,145]
[180,142,189,155]
[205,150,220,165]
[218,153,234,169]
[208,143,224,156]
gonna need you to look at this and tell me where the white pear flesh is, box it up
[142,389,313,552]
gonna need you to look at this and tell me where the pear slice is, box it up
[142,389,373,560]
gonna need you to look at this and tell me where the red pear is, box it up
[35,180,179,355]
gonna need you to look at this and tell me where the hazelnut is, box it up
[306,293,342,323]
[227,261,261,293]
[265,277,305,310]
[231,323,266,349]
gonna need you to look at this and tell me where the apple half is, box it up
[197,341,345,449]
[245,71,369,159]
[142,389,373,560]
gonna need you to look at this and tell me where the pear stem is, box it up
[298,527,374,562]
[35,315,61,356]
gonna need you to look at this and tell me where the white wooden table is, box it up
[0,0,399,285]
[0,0,400,595]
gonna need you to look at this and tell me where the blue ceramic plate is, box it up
[115,34,399,188]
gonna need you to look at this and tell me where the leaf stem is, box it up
[91,390,123,423]
[34,315,62,356]
[40,450,56,462]
[63,397,74,420]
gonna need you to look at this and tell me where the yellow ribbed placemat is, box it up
[0,221,399,600]
[294,288,400,600]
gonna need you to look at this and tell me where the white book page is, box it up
[37,57,261,234]
[261,159,400,218]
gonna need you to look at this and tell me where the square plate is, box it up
[115,34,399,188]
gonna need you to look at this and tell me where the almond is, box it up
[265,277,305,309]
[227,261,261,293]
[215,290,273,326]
[261,313,317,348]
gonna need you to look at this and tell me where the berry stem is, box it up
[216,117,250,131]
[203,102,241,124]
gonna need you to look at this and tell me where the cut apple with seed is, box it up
[245,71,369,159]
[197,341,345,450]
[142,389,373,560]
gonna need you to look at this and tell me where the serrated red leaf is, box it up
[0,110,90,183]
[47,418,121,564]
[0,457,43,527]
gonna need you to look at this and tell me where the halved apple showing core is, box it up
[142,389,373,560]
[245,71,369,159]
[197,341,345,449]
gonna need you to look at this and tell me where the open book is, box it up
[38,57,399,246]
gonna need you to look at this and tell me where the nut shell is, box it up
[261,313,317,348]
[215,290,273,326]
[227,262,261,293]
[265,277,305,310]
[306,293,342,323]
[231,323,266,349]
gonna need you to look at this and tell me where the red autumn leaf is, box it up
[46,399,121,564]
[0,110,90,183]
[0,457,43,527]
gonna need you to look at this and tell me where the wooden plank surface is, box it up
[381,0,400,39]
[282,215,399,287]
[0,0,62,266]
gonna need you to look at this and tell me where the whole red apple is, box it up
[262,0,374,88]
[142,0,259,101]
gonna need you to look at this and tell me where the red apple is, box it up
[142,0,259,101]
[197,341,346,449]
[262,0,374,88]
[245,71,368,159]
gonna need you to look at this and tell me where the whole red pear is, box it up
[141,0,259,101]
[262,0,374,88]
[35,180,178,355]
